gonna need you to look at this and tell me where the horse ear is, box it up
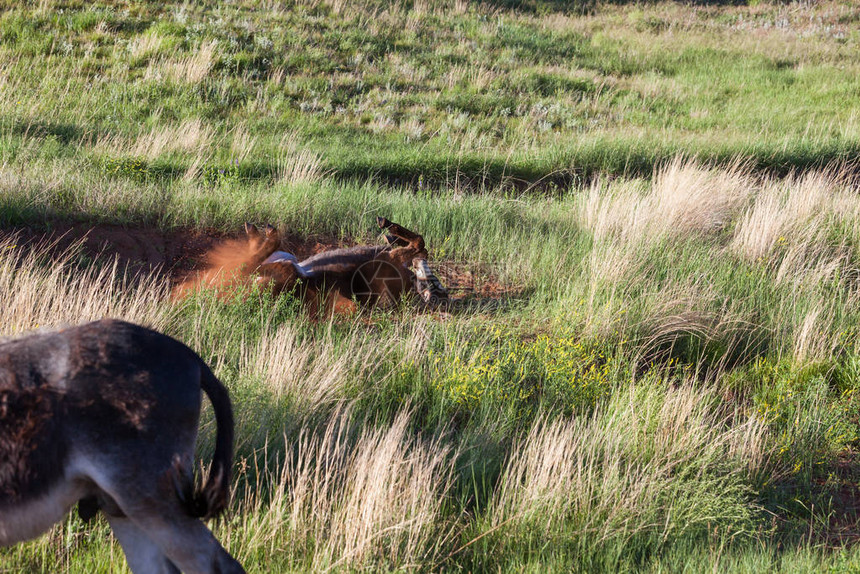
[244,223,260,238]
[264,224,278,237]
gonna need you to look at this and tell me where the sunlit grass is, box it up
[0,1,857,186]
[3,0,860,571]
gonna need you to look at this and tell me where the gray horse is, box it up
[0,319,244,574]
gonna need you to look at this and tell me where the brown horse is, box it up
[247,217,447,312]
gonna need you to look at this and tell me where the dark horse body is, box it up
[246,217,447,312]
[0,319,244,573]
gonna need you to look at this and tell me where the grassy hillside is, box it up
[1,0,858,190]
[3,1,860,573]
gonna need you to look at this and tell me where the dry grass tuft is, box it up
[582,158,752,245]
[230,123,258,163]
[791,304,840,363]
[94,118,214,161]
[143,119,212,159]
[731,168,854,262]
[128,33,168,60]
[244,325,367,410]
[774,233,848,288]
[242,318,432,414]
[276,132,326,185]
[586,241,634,286]
[486,383,767,550]
[236,409,457,569]
[147,40,217,84]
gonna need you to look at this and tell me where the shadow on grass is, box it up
[479,0,777,16]
[633,316,773,380]
[91,141,860,196]
[9,119,84,145]
[11,115,858,195]
[760,452,860,548]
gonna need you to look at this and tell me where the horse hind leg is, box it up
[105,490,244,574]
[81,448,244,573]
[383,234,409,247]
[107,516,180,574]
[376,217,424,248]
[376,217,427,263]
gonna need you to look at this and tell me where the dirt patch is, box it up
[1,223,221,278]
[0,224,355,280]
[0,223,521,305]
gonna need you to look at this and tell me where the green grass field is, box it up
[2,1,860,572]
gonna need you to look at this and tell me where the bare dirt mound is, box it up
[1,223,519,305]
[1,224,352,280]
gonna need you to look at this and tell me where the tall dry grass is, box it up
[240,323,391,411]
[238,317,432,412]
[0,235,170,337]
[127,32,169,61]
[578,160,860,364]
[730,170,853,262]
[231,409,457,570]
[94,118,215,161]
[581,158,753,245]
[230,123,258,164]
[149,40,218,84]
[483,383,768,559]
[276,132,326,185]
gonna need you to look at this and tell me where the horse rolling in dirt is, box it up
[0,319,244,574]
[245,217,449,312]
